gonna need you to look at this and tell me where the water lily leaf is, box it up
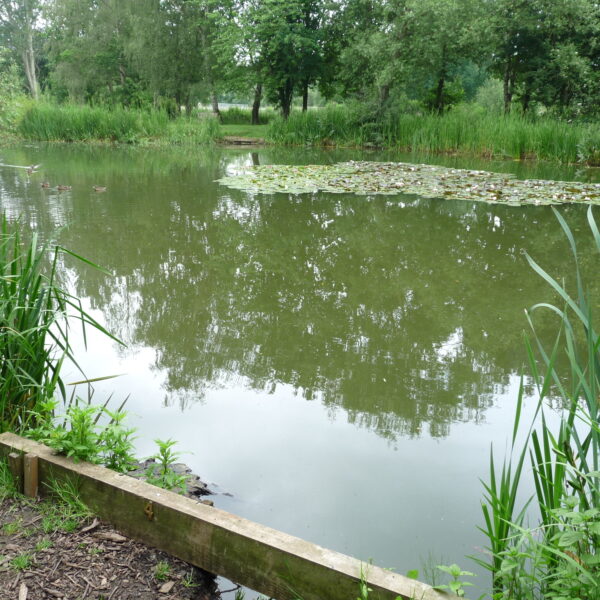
[216,161,600,207]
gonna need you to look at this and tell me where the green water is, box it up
[1,143,599,595]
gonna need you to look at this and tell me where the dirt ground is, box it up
[0,495,222,600]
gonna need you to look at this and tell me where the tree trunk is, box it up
[434,75,445,113]
[279,79,293,119]
[251,83,262,125]
[211,91,221,120]
[379,84,390,104]
[503,65,513,114]
[521,90,531,113]
[302,82,309,112]
[22,26,39,100]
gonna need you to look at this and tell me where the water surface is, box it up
[1,143,598,595]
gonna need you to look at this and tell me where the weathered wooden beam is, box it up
[23,453,39,498]
[0,432,452,600]
[7,451,23,494]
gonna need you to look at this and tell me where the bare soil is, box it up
[0,496,221,600]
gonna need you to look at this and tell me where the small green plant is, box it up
[357,564,372,600]
[2,519,22,535]
[101,408,137,472]
[434,564,475,597]
[28,398,136,472]
[181,570,199,588]
[0,459,17,500]
[40,476,92,533]
[145,439,189,493]
[10,553,32,571]
[154,560,171,581]
[35,538,53,551]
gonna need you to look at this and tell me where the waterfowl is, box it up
[56,185,71,191]
[26,164,41,174]
[40,182,50,188]
[93,186,107,192]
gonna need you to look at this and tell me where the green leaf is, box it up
[557,530,586,547]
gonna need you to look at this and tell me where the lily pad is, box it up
[216,161,600,206]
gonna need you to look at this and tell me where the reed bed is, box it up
[214,106,275,125]
[164,115,221,145]
[0,217,116,433]
[11,101,600,163]
[267,105,599,164]
[17,103,169,142]
[17,103,225,145]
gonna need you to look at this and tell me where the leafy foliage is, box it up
[27,398,137,473]
[144,439,189,493]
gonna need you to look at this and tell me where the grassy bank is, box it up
[16,102,219,145]
[10,101,600,164]
[267,105,600,164]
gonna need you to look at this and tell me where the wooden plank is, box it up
[23,453,39,498]
[0,432,452,600]
[7,451,23,493]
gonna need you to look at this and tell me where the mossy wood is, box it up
[0,433,451,600]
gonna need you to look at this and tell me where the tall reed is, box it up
[17,103,169,142]
[215,106,275,125]
[0,217,117,432]
[165,114,221,145]
[267,104,599,164]
[477,206,599,599]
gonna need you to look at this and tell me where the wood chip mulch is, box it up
[0,496,221,600]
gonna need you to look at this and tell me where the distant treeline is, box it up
[1,0,599,122]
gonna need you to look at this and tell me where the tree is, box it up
[46,0,138,103]
[0,0,42,99]
[0,47,23,129]
[248,0,331,118]
[482,0,600,115]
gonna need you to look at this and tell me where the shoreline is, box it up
[3,136,599,167]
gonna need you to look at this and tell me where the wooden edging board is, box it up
[0,432,453,600]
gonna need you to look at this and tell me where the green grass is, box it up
[209,106,275,125]
[14,101,600,163]
[221,124,268,138]
[40,477,92,533]
[35,538,53,551]
[17,102,168,142]
[266,104,600,164]
[164,115,221,145]
[17,102,225,145]
[10,553,32,571]
[154,560,171,581]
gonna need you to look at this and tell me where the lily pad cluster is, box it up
[216,161,600,206]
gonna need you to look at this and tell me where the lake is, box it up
[1,143,598,596]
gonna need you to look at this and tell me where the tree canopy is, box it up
[0,0,598,118]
